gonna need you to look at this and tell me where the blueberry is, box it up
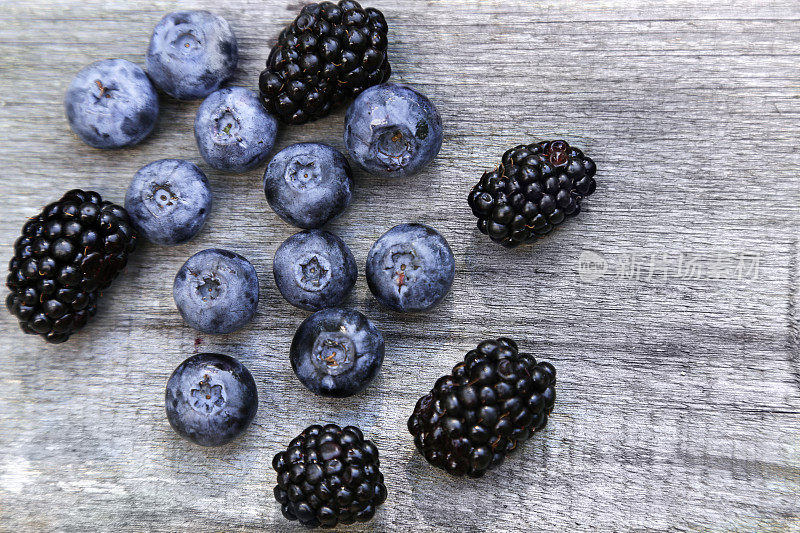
[125,159,212,245]
[64,59,159,149]
[263,143,353,229]
[366,223,455,312]
[290,308,384,397]
[173,249,259,334]
[146,10,238,100]
[194,87,278,172]
[344,83,443,178]
[273,230,357,311]
[165,353,257,446]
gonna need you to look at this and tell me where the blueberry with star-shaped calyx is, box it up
[273,230,357,311]
[173,249,259,333]
[165,353,257,446]
[125,159,212,245]
[366,223,454,312]
[264,143,353,229]
[290,308,384,397]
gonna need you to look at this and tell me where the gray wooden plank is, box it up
[0,0,799,531]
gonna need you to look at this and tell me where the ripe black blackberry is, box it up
[467,140,597,248]
[6,189,137,344]
[272,424,388,528]
[407,338,556,478]
[258,0,391,125]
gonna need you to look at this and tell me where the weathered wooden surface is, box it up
[1,0,799,531]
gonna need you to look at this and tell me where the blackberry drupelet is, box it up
[6,189,137,343]
[407,338,557,477]
[467,140,597,248]
[258,0,391,125]
[272,424,388,528]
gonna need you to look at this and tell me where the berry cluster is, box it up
[408,338,556,477]
[259,0,391,125]
[6,189,137,343]
[273,424,388,528]
[468,140,597,247]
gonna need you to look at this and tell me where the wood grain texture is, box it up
[1,0,799,531]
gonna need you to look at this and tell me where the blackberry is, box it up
[5,189,137,343]
[407,338,556,477]
[258,0,391,125]
[467,140,597,248]
[272,424,388,528]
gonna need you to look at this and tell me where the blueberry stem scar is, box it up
[93,79,111,98]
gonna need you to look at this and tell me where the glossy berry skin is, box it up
[146,11,238,100]
[125,159,212,245]
[64,59,159,149]
[290,308,384,397]
[194,87,279,172]
[274,230,357,311]
[273,424,388,528]
[5,189,138,343]
[173,249,259,334]
[366,223,454,312]
[165,353,258,446]
[344,83,442,178]
[259,0,391,125]
[467,140,597,248]
[408,338,557,477]
[264,143,353,229]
